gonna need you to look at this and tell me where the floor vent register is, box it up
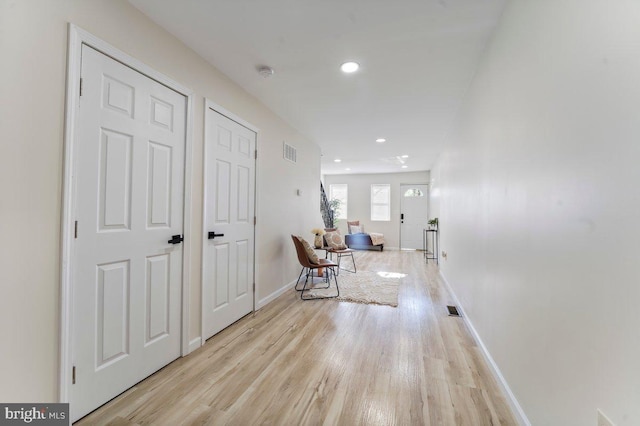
[447,305,461,317]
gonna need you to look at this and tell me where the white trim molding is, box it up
[181,92,194,358]
[188,337,202,354]
[438,270,531,426]
[204,100,260,133]
[256,280,297,310]
[59,23,194,404]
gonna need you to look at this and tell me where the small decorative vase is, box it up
[314,234,323,248]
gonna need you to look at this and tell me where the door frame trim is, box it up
[201,98,259,345]
[59,24,194,404]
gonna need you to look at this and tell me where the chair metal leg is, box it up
[295,267,306,291]
[334,252,356,274]
[341,252,356,273]
[324,250,356,275]
[295,267,332,290]
[300,266,339,300]
[331,266,339,297]
[316,267,331,289]
[297,266,330,295]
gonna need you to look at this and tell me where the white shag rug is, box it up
[306,270,404,307]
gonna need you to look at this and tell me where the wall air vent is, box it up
[447,305,461,317]
[283,142,297,163]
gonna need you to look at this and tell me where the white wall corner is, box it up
[438,270,532,426]
[256,279,297,310]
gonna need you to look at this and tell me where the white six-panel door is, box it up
[71,45,186,421]
[203,107,256,340]
[400,184,429,250]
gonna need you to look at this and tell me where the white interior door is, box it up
[400,184,429,249]
[203,107,256,340]
[71,45,186,421]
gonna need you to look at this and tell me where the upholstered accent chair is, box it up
[291,235,339,300]
[323,228,356,274]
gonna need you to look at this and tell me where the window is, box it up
[403,188,424,197]
[329,184,348,220]
[371,184,390,221]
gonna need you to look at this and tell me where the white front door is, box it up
[400,184,429,250]
[71,45,186,421]
[203,107,256,340]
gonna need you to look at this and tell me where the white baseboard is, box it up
[438,271,531,426]
[188,337,202,354]
[256,279,296,310]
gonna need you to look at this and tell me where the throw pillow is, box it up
[296,236,320,264]
[347,220,363,234]
[325,230,347,250]
[350,225,362,234]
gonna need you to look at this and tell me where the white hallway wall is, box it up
[324,171,429,248]
[431,1,640,425]
[0,0,321,402]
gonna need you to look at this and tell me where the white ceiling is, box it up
[129,0,506,175]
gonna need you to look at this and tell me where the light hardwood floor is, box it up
[76,250,517,425]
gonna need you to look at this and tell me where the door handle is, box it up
[208,232,225,240]
[168,234,184,244]
[401,213,404,220]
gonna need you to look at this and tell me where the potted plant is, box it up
[428,217,438,230]
[328,198,342,228]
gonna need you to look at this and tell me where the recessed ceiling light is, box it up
[376,138,386,143]
[340,62,359,73]
[334,158,342,163]
[401,165,408,169]
[345,168,351,171]
[401,155,409,158]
